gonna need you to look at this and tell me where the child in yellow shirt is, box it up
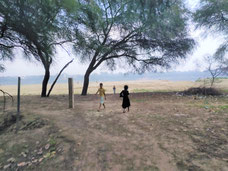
[95,83,106,111]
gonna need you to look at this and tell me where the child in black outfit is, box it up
[120,85,130,113]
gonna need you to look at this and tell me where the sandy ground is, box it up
[1,79,228,96]
[1,91,227,171]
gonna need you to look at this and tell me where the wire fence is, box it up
[0,89,14,113]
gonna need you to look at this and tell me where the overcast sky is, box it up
[0,0,225,77]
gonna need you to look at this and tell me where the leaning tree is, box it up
[0,0,78,97]
[194,0,228,70]
[71,0,195,95]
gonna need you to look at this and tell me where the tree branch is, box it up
[48,39,76,48]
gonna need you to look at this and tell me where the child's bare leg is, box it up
[98,104,101,111]
[103,103,105,109]
[123,108,125,113]
[128,107,129,112]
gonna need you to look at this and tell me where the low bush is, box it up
[183,87,222,96]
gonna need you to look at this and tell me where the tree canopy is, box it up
[1,0,196,96]
[194,0,228,61]
[0,0,78,96]
[72,0,195,95]
[0,9,18,72]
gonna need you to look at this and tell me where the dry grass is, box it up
[1,79,228,96]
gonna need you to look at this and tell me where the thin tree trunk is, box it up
[81,54,98,96]
[41,68,50,97]
[81,68,93,96]
[47,59,74,97]
[211,77,215,87]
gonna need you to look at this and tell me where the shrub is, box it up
[183,87,222,96]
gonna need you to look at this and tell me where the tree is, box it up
[0,16,19,72]
[0,0,78,97]
[194,0,228,73]
[72,0,195,95]
[204,54,228,87]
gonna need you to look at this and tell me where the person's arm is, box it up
[120,91,123,97]
[95,89,99,95]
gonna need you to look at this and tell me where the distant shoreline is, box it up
[1,71,227,86]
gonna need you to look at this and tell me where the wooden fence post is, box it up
[16,77,21,133]
[68,78,74,108]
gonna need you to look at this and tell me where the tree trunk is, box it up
[47,59,74,97]
[211,77,215,87]
[81,68,93,96]
[41,68,50,97]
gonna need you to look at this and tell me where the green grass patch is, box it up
[195,77,227,83]
[200,104,213,109]
[132,89,151,93]
[198,104,228,112]
[49,137,57,146]
[222,89,228,93]
[48,137,57,152]
[218,105,228,110]
[132,89,175,93]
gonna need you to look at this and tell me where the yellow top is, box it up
[98,88,105,97]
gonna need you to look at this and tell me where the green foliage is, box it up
[72,0,195,94]
[0,0,80,96]
[219,105,228,110]
[0,64,4,72]
[0,0,79,63]
[74,0,194,72]
[194,0,228,72]
[194,0,228,32]
[49,137,57,146]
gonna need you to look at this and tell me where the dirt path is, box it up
[20,93,228,171]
